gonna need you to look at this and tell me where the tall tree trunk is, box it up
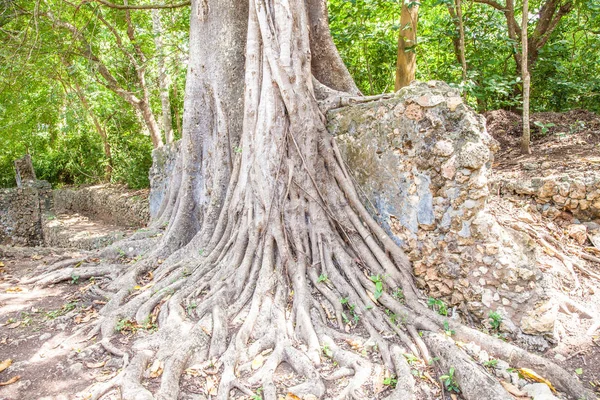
[152,9,174,144]
[521,0,531,154]
[455,0,467,82]
[395,0,420,90]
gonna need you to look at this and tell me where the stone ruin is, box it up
[14,154,37,187]
[327,82,548,336]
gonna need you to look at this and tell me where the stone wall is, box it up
[53,184,149,228]
[492,171,600,220]
[0,181,52,246]
[148,141,180,220]
[328,81,543,333]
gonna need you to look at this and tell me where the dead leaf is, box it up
[85,361,106,369]
[285,393,301,400]
[518,368,556,392]
[7,321,21,329]
[501,380,528,397]
[206,375,217,395]
[0,359,12,373]
[149,359,163,378]
[251,354,265,370]
[0,262,4,267]
[345,338,363,351]
[93,300,107,305]
[31,255,42,260]
[95,371,116,382]
[5,287,22,293]
[0,376,19,386]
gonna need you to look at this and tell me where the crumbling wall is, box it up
[0,181,52,246]
[53,184,149,228]
[148,141,180,220]
[328,81,545,333]
[493,172,600,220]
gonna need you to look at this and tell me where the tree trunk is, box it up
[395,0,420,90]
[521,0,532,154]
[152,9,175,144]
[30,1,595,399]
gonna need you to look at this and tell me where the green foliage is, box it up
[483,359,498,367]
[369,274,384,299]
[488,311,503,331]
[251,387,263,400]
[440,366,460,393]
[427,297,448,316]
[318,273,328,283]
[383,375,398,387]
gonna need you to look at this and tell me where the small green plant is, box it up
[186,302,198,315]
[322,344,333,358]
[392,288,404,300]
[483,359,498,367]
[489,312,503,331]
[317,273,328,283]
[427,297,448,316]
[369,275,384,299]
[533,121,555,135]
[234,146,243,154]
[340,298,359,324]
[383,375,397,387]
[250,387,263,400]
[440,367,460,393]
[443,320,455,336]
[117,248,126,257]
[70,274,80,284]
[403,353,419,365]
[198,249,205,256]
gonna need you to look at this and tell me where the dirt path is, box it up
[0,247,123,400]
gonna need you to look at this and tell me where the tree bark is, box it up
[395,0,420,90]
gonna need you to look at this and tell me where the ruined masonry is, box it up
[328,81,546,335]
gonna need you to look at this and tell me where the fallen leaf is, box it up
[501,380,527,397]
[345,338,363,351]
[0,262,4,267]
[95,371,116,382]
[206,375,218,395]
[251,354,265,370]
[149,359,163,378]
[518,368,556,392]
[285,393,301,400]
[85,361,106,369]
[0,376,20,386]
[5,287,22,293]
[93,300,107,305]
[0,359,12,373]
[7,321,21,329]
[31,255,42,260]
[450,394,458,400]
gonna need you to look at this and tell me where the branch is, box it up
[92,0,191,9]
[472,0,505,11]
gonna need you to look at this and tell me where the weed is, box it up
[483,359,498,367]
[443,320,455,336]
[392,288,404,301]
[440,367,460,393]
[317,273,328,283]
[70,274,80,284]
[322,345,333,358]
[427,297,448,316]
[369,275,384,299]
[489,312,502,331]
[383,375,397,387]
[250,387,263,400]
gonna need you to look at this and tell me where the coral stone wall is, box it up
[328,82,543,331]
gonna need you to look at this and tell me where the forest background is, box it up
[0,0,598,189]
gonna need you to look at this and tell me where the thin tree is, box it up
[31,0,593,399]
[395,0,420,90]
[152,9,175,144]
[521,0,531,153]
[448,0,468,83]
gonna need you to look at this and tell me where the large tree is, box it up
[31,0,593,399]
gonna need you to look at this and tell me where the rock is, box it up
[567,224,587,244]
[582,221,600,231]
[105,357,123,369]
[522,383,558,400]
[69,362,84,374]
[39,333,52,341]
[433,140,454,157]
[458,142,489,169]
[553,353,566,362]
[521,302,558,335]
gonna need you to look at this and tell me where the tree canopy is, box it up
[0,0,598,188]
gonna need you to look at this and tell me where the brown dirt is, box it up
[0,246,122,400]
[485,109,600,177]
